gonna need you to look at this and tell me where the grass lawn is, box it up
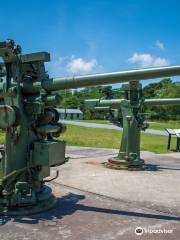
[147,121,180,131]
[0,125,177,154]
[73,119,110,124]
[0,130,4,144]
[60,124,177,153]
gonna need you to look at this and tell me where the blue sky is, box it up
[0,0,180,86]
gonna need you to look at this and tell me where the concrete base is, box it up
[0,146,180,240]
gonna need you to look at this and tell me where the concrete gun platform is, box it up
[0,146,180,240]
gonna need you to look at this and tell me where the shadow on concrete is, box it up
[146,164,180,171]
[159,166,180,171]
[145,164,159,171]
[0,192,180,225]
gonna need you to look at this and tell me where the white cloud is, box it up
[49,56,98,77]
[67,57,97,74]
[155,40,164,49]
[128,53,169,67]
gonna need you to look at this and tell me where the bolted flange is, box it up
[105,157,146,171]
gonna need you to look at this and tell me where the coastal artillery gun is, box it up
[0,40,67,215]
[85,83,180,170]
[0,39,180,215]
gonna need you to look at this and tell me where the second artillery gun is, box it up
[0,39,180,215]
[85,83,180,170]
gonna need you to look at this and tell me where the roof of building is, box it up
[56,108,83,114]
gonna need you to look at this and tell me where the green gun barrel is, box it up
[144,98,180,106]
[85,99,100,104]
[94,106,110,111]
[85,99,123,108]
[98,99,123,106]
[23,65,180,94]
[86,98,180,108]
[45,65,180,91]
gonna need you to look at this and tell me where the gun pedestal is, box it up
[86,82,147,170]
[105,82,146,170]
[106,100,145,170]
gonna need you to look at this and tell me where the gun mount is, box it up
[0,39,180,214]
[0,40,67,215]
